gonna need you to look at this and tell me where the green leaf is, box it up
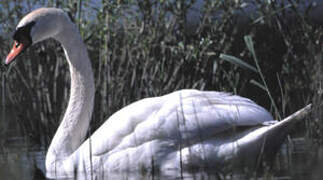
[244,35,255,54]
[250,79,267,91]
[219,53,258,73]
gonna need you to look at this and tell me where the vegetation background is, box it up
[0,0,322,179]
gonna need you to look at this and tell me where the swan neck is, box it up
[47,22,95,160]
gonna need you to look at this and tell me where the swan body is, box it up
[6,8,303,178]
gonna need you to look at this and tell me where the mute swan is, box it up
[5,8,310,178]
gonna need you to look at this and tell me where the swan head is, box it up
[5,8,70,64]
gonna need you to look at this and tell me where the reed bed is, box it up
[0,0,322,178]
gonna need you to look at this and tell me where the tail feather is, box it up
[269,104,312,133]
[257,104,312,164]
[231,104,312,170]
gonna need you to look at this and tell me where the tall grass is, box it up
[0,0,322,178]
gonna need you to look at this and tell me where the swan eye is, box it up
[15,41,20,48]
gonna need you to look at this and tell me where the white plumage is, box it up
[6,8,304,179]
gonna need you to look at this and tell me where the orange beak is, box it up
[5,41,25,64]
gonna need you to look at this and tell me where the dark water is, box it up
[0,138,46,180]
[0,128,319,180]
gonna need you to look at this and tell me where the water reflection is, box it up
[0,138,46,180]
[48,171,219,180]
[0,135,316,180]
[0,142,223,180]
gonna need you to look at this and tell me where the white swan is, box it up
[5,8,309,178]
